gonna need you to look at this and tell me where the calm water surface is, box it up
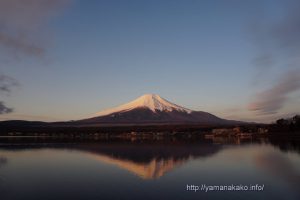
[0,138,300,200]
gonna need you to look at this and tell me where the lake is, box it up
[0,137,300,200]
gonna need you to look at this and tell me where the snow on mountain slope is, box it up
[93,94,192,117]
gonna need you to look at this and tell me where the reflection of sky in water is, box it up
[0,156,7,167]
[0,156,8,193]
[0,143,299,200]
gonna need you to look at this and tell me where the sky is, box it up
[0,0,300,123]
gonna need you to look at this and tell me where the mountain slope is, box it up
[80,94,240,125]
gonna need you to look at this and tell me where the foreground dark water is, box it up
[0,137,300,200]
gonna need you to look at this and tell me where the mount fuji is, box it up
[79,94,241,125]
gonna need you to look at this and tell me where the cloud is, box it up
[249,1,300,115]
[0,0,71,115]
[251,1,300,68]
[0,32,44,57]
[0,101,13,114]
[0,74,18,114]
[0,74,19,94]
[0,0,70,58]
[248,69,300,114]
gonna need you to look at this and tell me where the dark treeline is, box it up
[0,123,227,136]
[269,115,300,133]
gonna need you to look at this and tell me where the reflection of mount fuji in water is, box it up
[1,139,300,179]
[0,140,222,179]
[76,141,221,179]
[89,153,185,179]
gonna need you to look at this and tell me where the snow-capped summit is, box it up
[94,94,192,117]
